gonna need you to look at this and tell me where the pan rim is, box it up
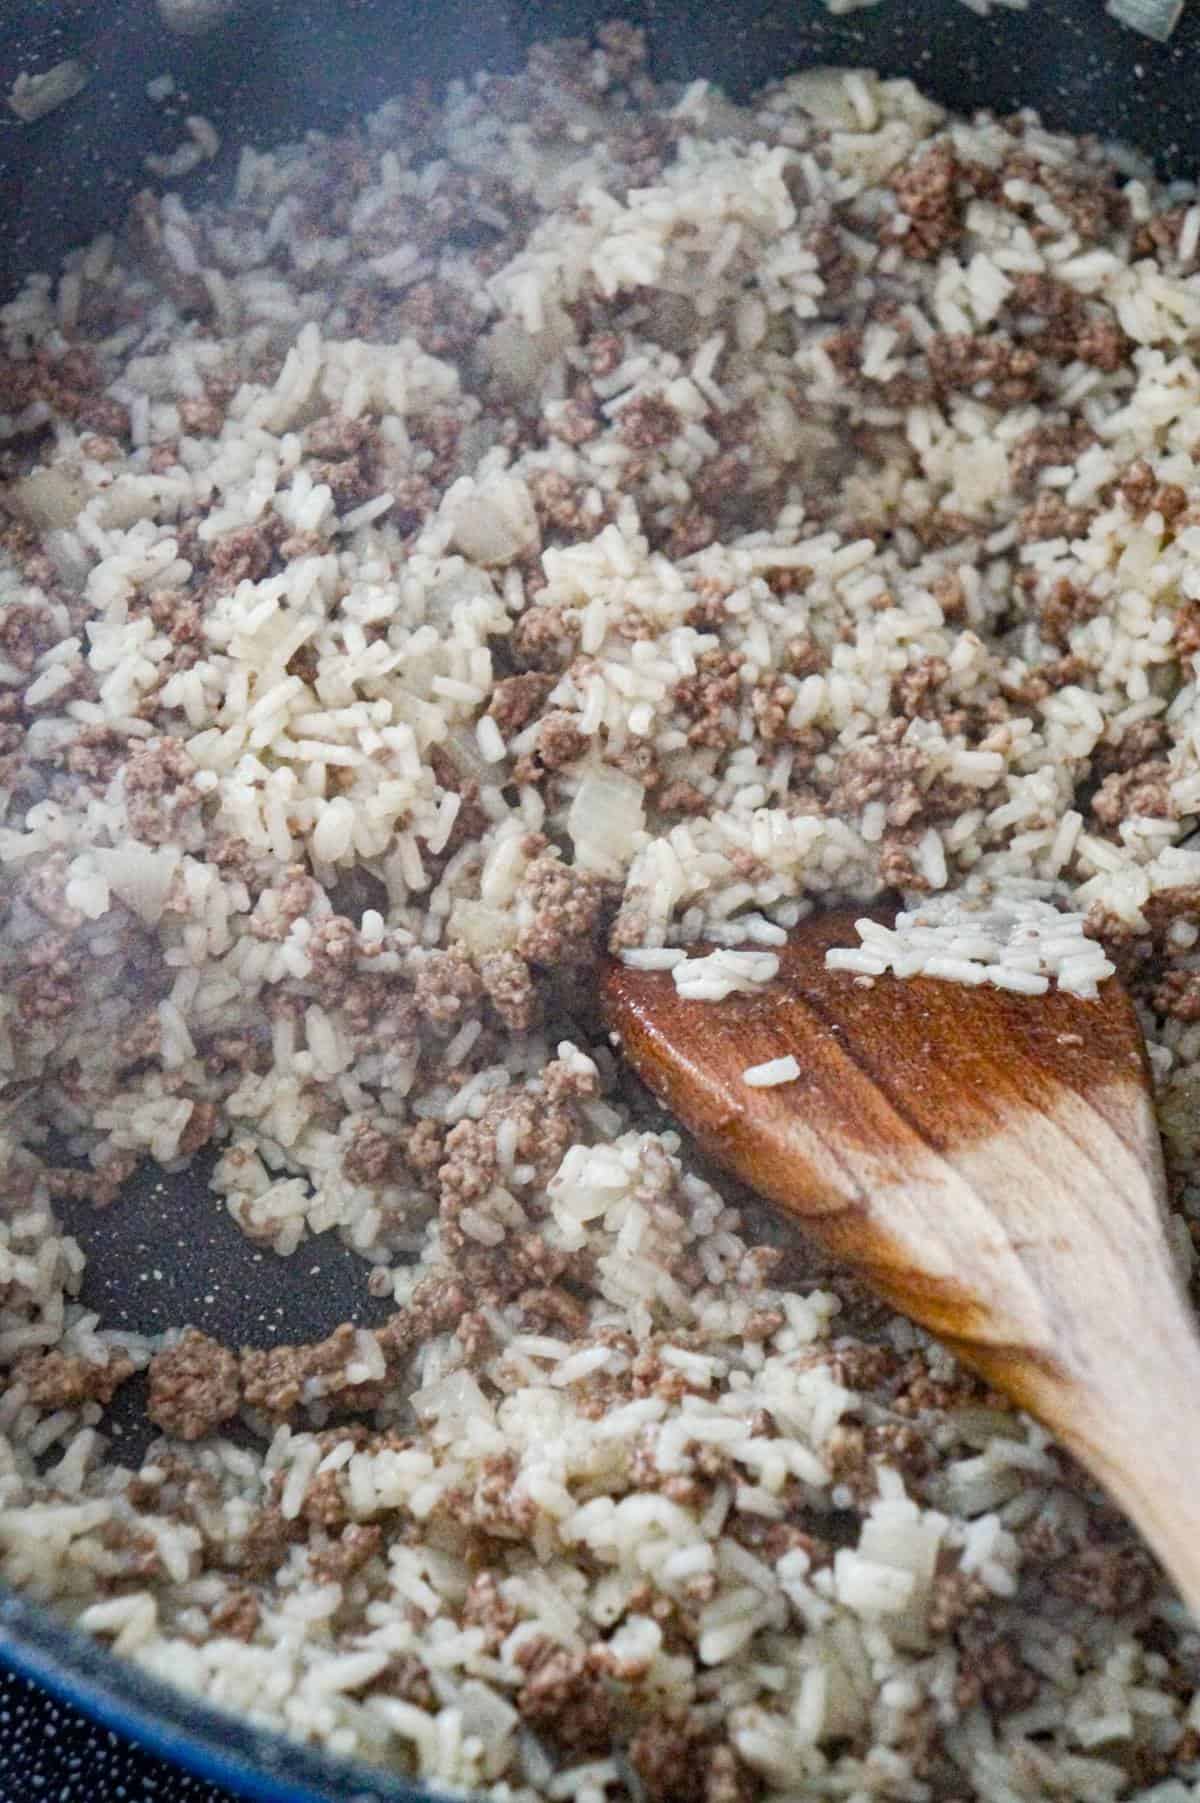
[0,1578,463,1803]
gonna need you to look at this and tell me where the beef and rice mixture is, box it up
[6,28,1200,1800]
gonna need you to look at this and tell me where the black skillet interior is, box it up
[2,0,1200,1797]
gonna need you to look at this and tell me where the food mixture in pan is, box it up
[6,26,1200,1800]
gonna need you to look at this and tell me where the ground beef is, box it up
[239,1322,364,1419]
[664,508,718,558]
[94,1519,167,1589]
[891,141,962,260]
[402,1118,446,1179]
[479,949,539,1030]
[13,1348,135,1409]
[210,1589,261,1641]
[876,830,934,892]
[460,1569,519,1650]
[673,649,744,749]
[954,1628,1040,1716]
[177,1100,220,1159]
[1006,272,1130,373]
[147,1329,241,1441]
[751,676,799,743]
[0,346,130,438]
[655,780,712,823]
[342,1118,405,1186]
[511,599,580,670]
[1009,418,1096,487]
[514,854,609,965]
[290,1466,352,1533]
[1090,759,1174,828]
[207,522,277,587]
[1134,204,1200,266]
[1017,491,1094,544]
[395,280,488,357]
[177,392,226,437]
[308,455,378,509]
[545,396,601,446]
[63,724,131,786]
[1045,1541,1158,1614]
[232,1281,466,1422]
[515,1284,590,1338]
[830,727,927,822]
[15,854,83,931]
[437,1088,576,1228]
[892,655,950,720]
[541,1051,600,1106]
[619,394,683,449]
[694,448,749,514]
[249,867,324,941]
[927,333,1040,405]
[304,914,363,995]
[309,1521,383,1584]
[799,1338,901,1396]
[228,1506,304,1580]
[44,1155,137,1210]
[14,935,79,1026]
[0,601,57,673]
[514,1639,613,1756]
[527,469,602,538]
[629,1711,759,1803]
[427,748,492,857]
[927,1562,991,1635]
[372,1654,438,1709]
[303,412,373,460]
[513,709,588,785]
[1153,970,1200,1021]
[412,949,483,1027]
[1038,577,1101,646]
[123,737,202,844]
[487,672,557,735]
[147,587,206,674]
[384,471,435,536]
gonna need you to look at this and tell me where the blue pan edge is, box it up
[0,1583,461,1803]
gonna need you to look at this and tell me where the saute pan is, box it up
[2,1,1200,1797]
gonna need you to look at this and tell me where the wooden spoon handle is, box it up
[1002,1275,1200,1617]
[1030,1327,1196,1622]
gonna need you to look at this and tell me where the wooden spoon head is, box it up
[600,907,1169,1415]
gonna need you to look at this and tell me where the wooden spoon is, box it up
[601,906,1200,1614]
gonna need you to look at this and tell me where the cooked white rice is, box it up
[824,0,1182,36]
[742,1056,802,1089]
[823,0,1028,13]
[828,893,1117,997]
[672,949,781,1002]
[6,59,90,124]
[3,24,1200,1803]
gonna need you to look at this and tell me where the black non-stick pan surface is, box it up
[2,0,1200,1797]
